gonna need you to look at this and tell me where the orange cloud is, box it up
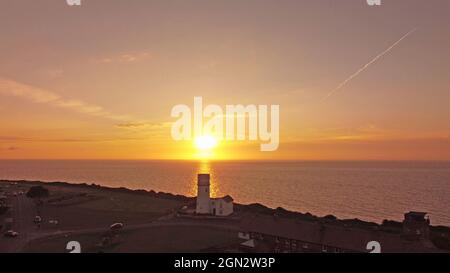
[0,78,132,121]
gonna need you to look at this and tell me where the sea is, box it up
[1,160,449,226]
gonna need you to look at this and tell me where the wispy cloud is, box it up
[98,52,151,64]
[0,135,152,143]
[297,124,389,142]
[40,68,64,79]
[0,78,132,122]
[116,122,171,129]
[323,28,417,101]
[0,145,20,151]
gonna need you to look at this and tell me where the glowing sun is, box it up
[195,135,218,150]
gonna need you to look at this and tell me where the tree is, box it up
[26,186,49,199]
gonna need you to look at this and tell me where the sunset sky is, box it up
[1,0,450,160]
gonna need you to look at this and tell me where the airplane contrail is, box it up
[322,27,417,101]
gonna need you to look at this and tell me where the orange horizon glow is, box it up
[1,2,450,161]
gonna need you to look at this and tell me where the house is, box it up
[196,174,234,216]
[403,211,430,240]
[238,213,439,253]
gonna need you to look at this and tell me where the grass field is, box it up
[24,226,238,253]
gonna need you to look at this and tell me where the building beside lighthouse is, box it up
[196,174,234,216]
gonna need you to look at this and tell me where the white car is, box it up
[4,230,19,238]
[34,216,42,223]
[109,223,124,231]
[49,220,59,225]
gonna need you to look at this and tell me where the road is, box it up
[1,188,240,253]
[0,193,37,252]
[21,217,241,253]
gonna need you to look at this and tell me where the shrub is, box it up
[26,186,49,199]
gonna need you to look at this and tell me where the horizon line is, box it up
[1,158,450,162]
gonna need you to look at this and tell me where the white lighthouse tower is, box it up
[196,174,211,214]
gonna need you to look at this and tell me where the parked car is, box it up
[34,216,42,223]
[4,230,19,238]
[49,219,59,225]
[109,223,124,231]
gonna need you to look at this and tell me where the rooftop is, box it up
[240,214,438,253]
[197,174,210,186]
[212,195,234,203]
